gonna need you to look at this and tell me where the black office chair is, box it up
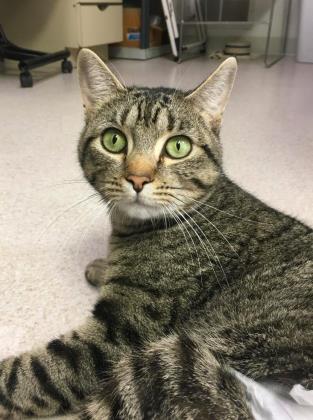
[0,24,73,87]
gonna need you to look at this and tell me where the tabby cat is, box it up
[0,49,312,420]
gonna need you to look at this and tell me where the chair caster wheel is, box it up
[61,59,73,73]
[20,71,33,88]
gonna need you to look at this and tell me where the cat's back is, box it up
[214,176,313,266]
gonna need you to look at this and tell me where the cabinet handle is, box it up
[79,2,122,9]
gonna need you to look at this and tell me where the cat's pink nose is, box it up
[126,175,151,193]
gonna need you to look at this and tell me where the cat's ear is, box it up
[77,48,126,111]
[185,57,237,129]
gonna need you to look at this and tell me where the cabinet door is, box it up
[78,3,122,47]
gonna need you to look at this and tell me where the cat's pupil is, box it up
[176,141,181,151]
[112,134,118,145]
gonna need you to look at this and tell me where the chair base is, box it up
[0,24,73,87]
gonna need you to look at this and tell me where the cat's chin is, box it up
[115,201,164,221]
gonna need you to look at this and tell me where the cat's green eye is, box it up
[165,136,192,159]
[101,128,127,154]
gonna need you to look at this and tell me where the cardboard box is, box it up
[118,7,164,48]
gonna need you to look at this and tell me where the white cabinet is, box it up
[77,2,123,47]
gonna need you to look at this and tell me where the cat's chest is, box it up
[104,226,233,292]
[106,229,200,286]
[100,230,219,327]
[100,227,243,325]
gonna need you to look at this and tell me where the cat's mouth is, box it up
[115,193,164,220]
[127,193,158,209]
[134,193,152,205]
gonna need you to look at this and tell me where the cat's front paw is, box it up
[85,258,108,287]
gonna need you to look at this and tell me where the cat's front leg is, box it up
[0,318,119,419]
[85,258,108,287]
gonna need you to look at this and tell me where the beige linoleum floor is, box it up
[0,55,312,419]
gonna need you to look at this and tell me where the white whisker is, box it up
[178,207,223,287]
[181,208,229,287]
[175,195,239,258]
[174,207,220,286]
[165,204,202,280]
[186,196,273,227]
[36,192,100,244]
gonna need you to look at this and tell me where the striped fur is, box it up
[82,332,252,420]
[0,50,312,419]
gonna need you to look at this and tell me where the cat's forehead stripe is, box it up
[124,104,139,127]
[116,96,177,133]
[119,106,130,126]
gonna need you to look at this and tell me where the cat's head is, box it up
[77,49,237,222]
